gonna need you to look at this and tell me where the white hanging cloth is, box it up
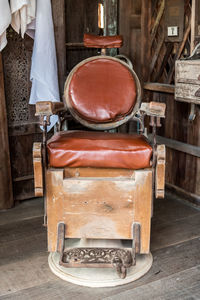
[29,0,60,131]
[0,0,11,51]
[10,0,36,38]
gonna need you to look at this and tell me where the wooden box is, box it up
[175,60,200,104]
[46,167,152,254]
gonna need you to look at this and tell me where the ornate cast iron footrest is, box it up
[59,247,133,279]
[56,222,141,279]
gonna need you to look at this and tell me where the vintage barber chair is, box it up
[33,34,166,287]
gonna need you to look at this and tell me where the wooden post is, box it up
[141,0,151,82]
[191,0,196,53]
[0,53,13,209]
[52,0,66,95]
[119,0,131,57]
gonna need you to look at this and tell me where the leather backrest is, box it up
[64,56,141,130]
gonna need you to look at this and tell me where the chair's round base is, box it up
[48,239,153,287]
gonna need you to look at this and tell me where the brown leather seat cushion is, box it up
[47,131,152,170]
[68,58,137,123]
[83,34,123,48]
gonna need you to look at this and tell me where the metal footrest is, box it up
[60,247,133,279]
[56,222,141,279]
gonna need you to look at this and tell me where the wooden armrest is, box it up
[140,102,166,118]
[155,144,166,198]
[33,142,43,197]
[35,101,66,116]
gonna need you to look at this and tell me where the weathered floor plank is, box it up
[151,213,200,250]
[104,266,200,300]
[0,195,200,299]
[0,198,43,226]
[1,237,200,299]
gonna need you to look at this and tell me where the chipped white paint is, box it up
[176,60,200,84]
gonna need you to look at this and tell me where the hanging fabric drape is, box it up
[0,0,11,51]
[0,0,60,130]
[29,0,60,131]
[10,0,36,38]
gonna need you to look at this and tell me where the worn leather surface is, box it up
[68,58,137,123]
[84,34,123,48]
[47,131,152,169]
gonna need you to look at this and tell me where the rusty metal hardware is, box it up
[60,247,132,279]
[56,222,141,279]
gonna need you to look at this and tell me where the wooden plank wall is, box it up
[119,0,142,79]
[119,0,200,198]
[119,0,200,199]
[52,0,66,95]
[148,0,200,198]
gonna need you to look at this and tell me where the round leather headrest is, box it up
[64,57,139,125]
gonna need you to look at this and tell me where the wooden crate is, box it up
[175,60,200,104]
[46,167,152,254]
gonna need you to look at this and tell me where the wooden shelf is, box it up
[66,42,85,48]
[144,82,175,94]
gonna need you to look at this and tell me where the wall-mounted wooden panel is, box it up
[164,0,184,42]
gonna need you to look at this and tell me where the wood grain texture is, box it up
[176,60,200,85]
[35,101,65,116]
[175,60,200,103]
[103,266,200,300]
[0,53,13,209]
[119,0,131,57]
[155,145,165,198]
[65,0,98,74]
[0,197,43,226]
[1,195,200,298]
[120,0,199,199]
[33,143,43,197]
[144,82,175,94]
[46,168,152,253]
[52,0,66,94]
[150,134,200,158]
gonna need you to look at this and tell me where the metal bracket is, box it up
[189,103,196,121]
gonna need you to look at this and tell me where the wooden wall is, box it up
[120,0,200,201]
[0,54,13,209]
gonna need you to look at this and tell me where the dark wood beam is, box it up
[0,54,13,209]
[144,82,175,94]
[149,134,200,158]
[52,0,66,95]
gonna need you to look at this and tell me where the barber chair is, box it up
[33,34,166,287]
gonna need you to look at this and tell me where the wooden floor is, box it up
[0,192,200,299]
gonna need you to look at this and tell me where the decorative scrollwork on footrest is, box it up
[59,247,133,279]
